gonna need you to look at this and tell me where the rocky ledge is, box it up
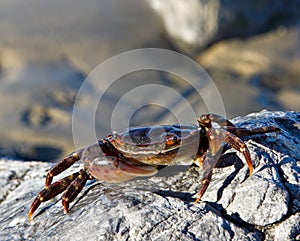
[0,110,299,241]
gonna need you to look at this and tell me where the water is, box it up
[0,0,299,160]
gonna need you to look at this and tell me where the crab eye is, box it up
[166,136,178,146]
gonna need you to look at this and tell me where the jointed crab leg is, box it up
[199,114,280,135]
[28,172,80,221]
[194,114,258,202]
[194,153,214,203]
[194,128,253,202]
[224,126,280,137]
[206,128,253,175]
[28,169,93,220]
[62,169,92,214]
[45,149,84,187]
[223,130,253,175]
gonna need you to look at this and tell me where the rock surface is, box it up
[0,110,299,241]
[148,0,300,53]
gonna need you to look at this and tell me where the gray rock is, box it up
[0,110,299,240]
[270,212,300,241]
[148,0,300,53]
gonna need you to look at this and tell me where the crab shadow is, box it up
[153,189,196,203]
[138,151,246,204]
[215,152,246,202]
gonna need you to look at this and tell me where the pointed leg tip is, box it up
[62,200,69,215]
[248,165,253,176]
[63,208,69,215]
[28,198,41,222]
[194,197,201,204]
[28,212,33,222]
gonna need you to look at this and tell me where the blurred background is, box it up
[0,0,299,161]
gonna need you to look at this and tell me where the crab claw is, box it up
[83,143,158,183]
[85,156,158,183]
[117,161,158,177]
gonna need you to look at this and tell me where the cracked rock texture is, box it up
[0,110,299,241]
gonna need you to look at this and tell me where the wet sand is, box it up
[0,0,299,160]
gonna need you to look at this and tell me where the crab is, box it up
[28,113,279,220]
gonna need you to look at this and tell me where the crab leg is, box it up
[62,169,91,214]
[45,149,84,187]
[209,128,253,175]
[194,154,214,203]
[28,172,80,221]
[223,130,253,175]
[194,128,227,202]
[224,126,280,137]
[194,128,254,202]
